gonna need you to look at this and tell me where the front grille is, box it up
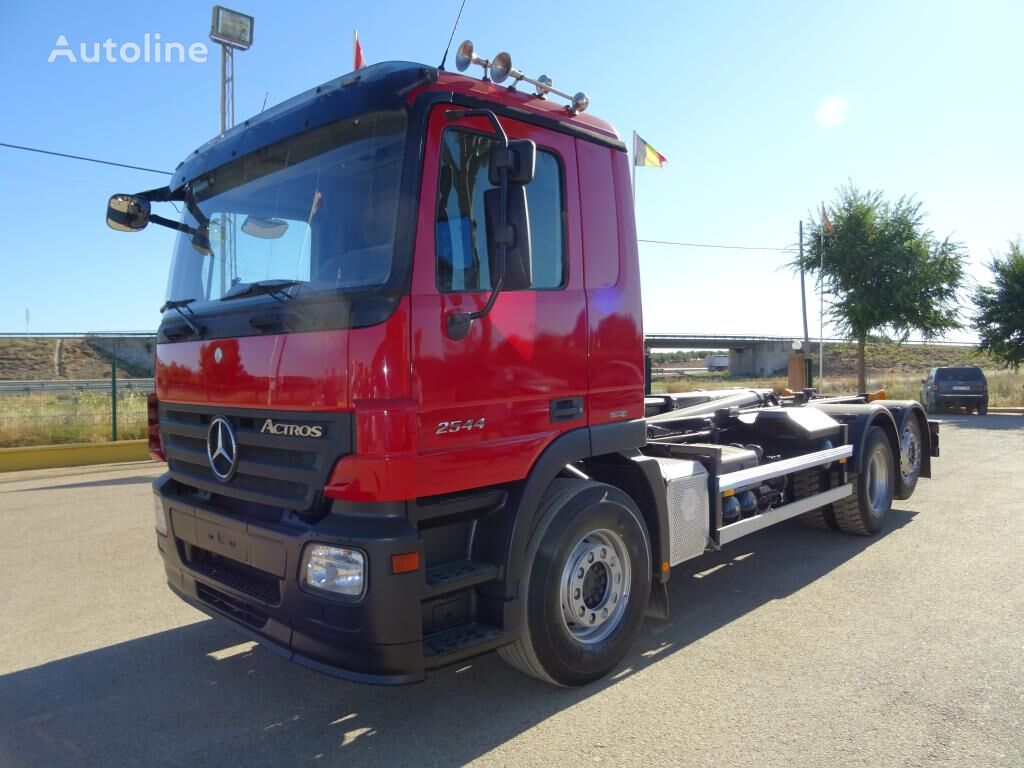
[196,583,269,629]
[185,544,281,605]
[160,404,353,513]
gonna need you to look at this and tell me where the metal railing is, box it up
[0,377,154,448]
[0,333,157,447]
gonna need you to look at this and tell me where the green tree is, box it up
[793,185,967,391]
[973,239,1024,370]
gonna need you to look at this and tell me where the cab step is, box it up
[424,559,500,599]
[422,622,514,668]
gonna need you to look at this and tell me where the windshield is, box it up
[165,111,406,309]
[935,367,985,381]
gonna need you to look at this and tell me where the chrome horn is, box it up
[454,40,491,78]
[490,51,589,114]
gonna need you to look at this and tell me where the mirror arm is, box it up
[148,213,201,237]
[445,108,512,341]
[444,108,509,146]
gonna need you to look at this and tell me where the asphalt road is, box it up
[1,414,1021,768]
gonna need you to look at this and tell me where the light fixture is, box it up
[302,544,366,598]
[210,6,254,50]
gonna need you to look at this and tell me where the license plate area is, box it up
[196,518,248,561]
[169,504,288,578]
[952,386,972,391]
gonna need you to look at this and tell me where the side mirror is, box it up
[107,194,150,232]
[484,184,532,291]
[488,139,536,186]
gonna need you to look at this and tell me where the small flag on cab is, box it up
[631,131,667,204]
[633,131,667,168]
[353,30,366,70]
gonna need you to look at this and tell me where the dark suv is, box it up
[920,366,989,414]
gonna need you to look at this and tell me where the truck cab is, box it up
[110,53,938,687]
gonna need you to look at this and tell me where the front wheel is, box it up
[832,426,895,536]
[498,479,651,686]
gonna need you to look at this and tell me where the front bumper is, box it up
[153,474,428,684]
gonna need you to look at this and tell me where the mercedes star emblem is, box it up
[206,416,238,482]
[214,347,223,363]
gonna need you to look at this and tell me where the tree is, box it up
[792,185,967,391]
[973,239,1024,370]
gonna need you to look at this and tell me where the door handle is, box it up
[550,397,584,423]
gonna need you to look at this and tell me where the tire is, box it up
[498,479,651,686]
[894,416,923,500]
[979,401,988,416]
[832,426,895,536]
[793,469,833,530]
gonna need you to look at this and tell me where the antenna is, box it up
[439,0,469,70]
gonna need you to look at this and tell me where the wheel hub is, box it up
[866,448,892,514]
[561,529,631,644]
[900,426,921,481]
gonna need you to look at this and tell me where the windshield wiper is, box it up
[220,279,302,303]
[159,298,202,336]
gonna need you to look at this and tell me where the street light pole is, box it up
[219,43,234,136]
[209,6,253,292]
[209,6,253,136]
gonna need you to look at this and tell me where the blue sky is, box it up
[0,0,1019,338]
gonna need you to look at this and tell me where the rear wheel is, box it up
[794,469,832,530]
[498,479,651,686]
[979,401,988,416]
[832,426,894,535]
[895,416,922,500]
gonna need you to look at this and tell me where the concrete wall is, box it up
[729,340,795,377]
[87,337,156,377]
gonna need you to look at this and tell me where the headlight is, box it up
[302,544,365,598]
[153,494,168,536]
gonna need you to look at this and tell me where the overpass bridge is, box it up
[645,333,802,376]
[644,333,976,376]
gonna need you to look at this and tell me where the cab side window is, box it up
[435,128,566,292]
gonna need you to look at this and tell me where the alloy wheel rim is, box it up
[560,529,631,645]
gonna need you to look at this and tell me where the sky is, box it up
[0,0,1020,339]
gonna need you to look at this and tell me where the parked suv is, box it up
[921,366,989,414]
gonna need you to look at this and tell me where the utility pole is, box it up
[799,220,809,346]
[819,227,825,388]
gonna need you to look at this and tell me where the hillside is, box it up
[822,341,990,376]
[0,337,155,380]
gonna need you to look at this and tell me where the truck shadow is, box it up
[0,511,915,768]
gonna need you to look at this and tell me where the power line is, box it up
[0,141,799,253]
[0,141,172,175]
[639,238,794,252]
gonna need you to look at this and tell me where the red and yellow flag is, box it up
[633,132,667,168]
[821,203,833,234]
[353,30,366,71]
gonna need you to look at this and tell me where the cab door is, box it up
[409,105,586,498]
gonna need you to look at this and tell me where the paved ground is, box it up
[0,414,1021,768]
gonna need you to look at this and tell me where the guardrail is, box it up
[0,377,154,448]
[0,379,155,395]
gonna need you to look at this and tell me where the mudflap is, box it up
[646,579,670,620]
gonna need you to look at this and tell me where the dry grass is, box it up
[0,391,149,448]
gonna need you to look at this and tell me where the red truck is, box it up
[107,47,939,686]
